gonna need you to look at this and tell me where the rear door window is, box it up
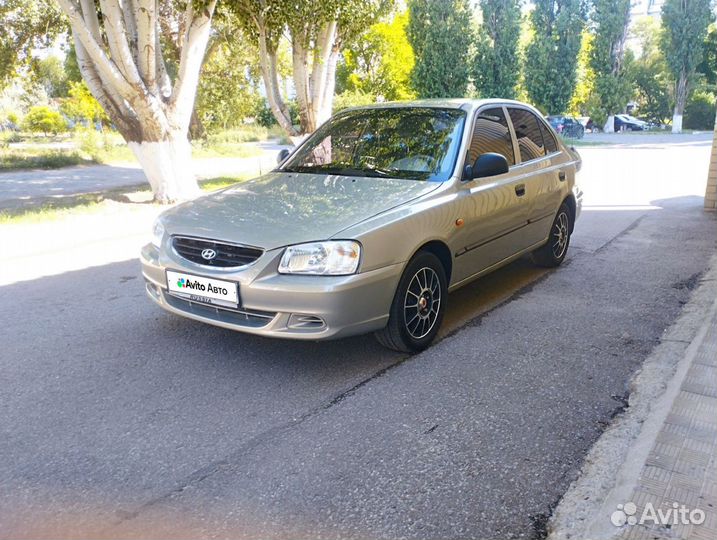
[466,107,515,167]
[507,108,546,162]
[539,121,558,154]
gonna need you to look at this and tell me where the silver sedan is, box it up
[141,99,582,351]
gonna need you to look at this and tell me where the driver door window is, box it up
[466,107,516,168]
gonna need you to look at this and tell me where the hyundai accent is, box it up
[141,99,582,352]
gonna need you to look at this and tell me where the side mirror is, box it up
[471,152,509,179]
[277,148,290,165]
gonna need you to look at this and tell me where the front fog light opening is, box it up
[288,314,326,329]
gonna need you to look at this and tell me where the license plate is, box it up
[166,270,239,308]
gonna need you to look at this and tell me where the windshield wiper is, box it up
[282,164,422,180]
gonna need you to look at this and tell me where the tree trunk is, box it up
[257,18,340,136]
[672,71,688,134]
[127,130,199,203]
[317,47,340,126]
[57,0,216,203]
[603,115,615,133]
[292,38,313,132]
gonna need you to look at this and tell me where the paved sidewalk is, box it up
[549,253,717,540]
[619,302,717,539]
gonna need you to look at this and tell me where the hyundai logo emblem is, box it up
[201,248,217,261]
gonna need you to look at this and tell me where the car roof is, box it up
[341,98,540,114]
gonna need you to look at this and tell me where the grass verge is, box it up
[0,173,253,225]
[0,149,96,170]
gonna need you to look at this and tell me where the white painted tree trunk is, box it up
[603,115,615,133]
[57,0,216,204]
[128,133,199,203]
[672,111,683,134]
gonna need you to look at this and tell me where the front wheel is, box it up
[375,251,447,353]
[531,203,572,268]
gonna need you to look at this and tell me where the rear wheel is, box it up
[531,202,572,268]
[375,251,447,353]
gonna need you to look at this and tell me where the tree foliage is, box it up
[407,0,473,98]
[231,0,388,135]
[60,80,108,125]
[629,16,671,124]
[568,30,597,116]
[660,0,712,128]
[684,91,716,129]
[337,10,415,101]
[0,0,66,86]
[588,0,632,125]
[524,0,585,114]
[697,24,717,87]
[30,56,69,98]
[195,32,261,132]
[22,105,67,135]
[472,0,521,99]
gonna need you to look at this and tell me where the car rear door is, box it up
[505,106,565,247]
[452,106,533,285]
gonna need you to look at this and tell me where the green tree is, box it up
[22,106,67,135]
[231,0,388,135]
[472,0,521,98]
[60,81,108,125]
[629,16,671,124]
[30,56,69,98]
[407,0,473,98]
[63,44,84,85]
[337,10,416,101]
[568,30,597,117]
[524,0,585,114]
[697,24,717,87]
[660,0,713,133]
[684,91,716,129]
[0,0,66,86]
[589,0,632,132]
[195,38,261,132]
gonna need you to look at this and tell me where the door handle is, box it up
[515,184,526,197]
[558,171,566,181]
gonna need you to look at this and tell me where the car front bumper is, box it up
[140,243,401,340]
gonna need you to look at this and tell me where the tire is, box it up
[531,202,572,268]
[375,251,448,353]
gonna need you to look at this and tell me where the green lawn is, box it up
[0,148,95,170]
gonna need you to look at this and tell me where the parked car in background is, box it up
[578,117,598,133]
[143,99,583,352]
[614,114,648,132]
[546,115,585,139]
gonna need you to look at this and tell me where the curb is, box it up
[548,252,717,540]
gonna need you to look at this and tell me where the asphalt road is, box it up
[1,140,716,539]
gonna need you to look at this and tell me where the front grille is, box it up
[164,292,276,328]
[172,236,263,268]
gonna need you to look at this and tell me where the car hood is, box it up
[161,172,442,250]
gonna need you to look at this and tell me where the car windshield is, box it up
[282,107,466,182]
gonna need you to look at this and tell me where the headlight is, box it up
[278,240,361,275]
[151,219,165,248]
